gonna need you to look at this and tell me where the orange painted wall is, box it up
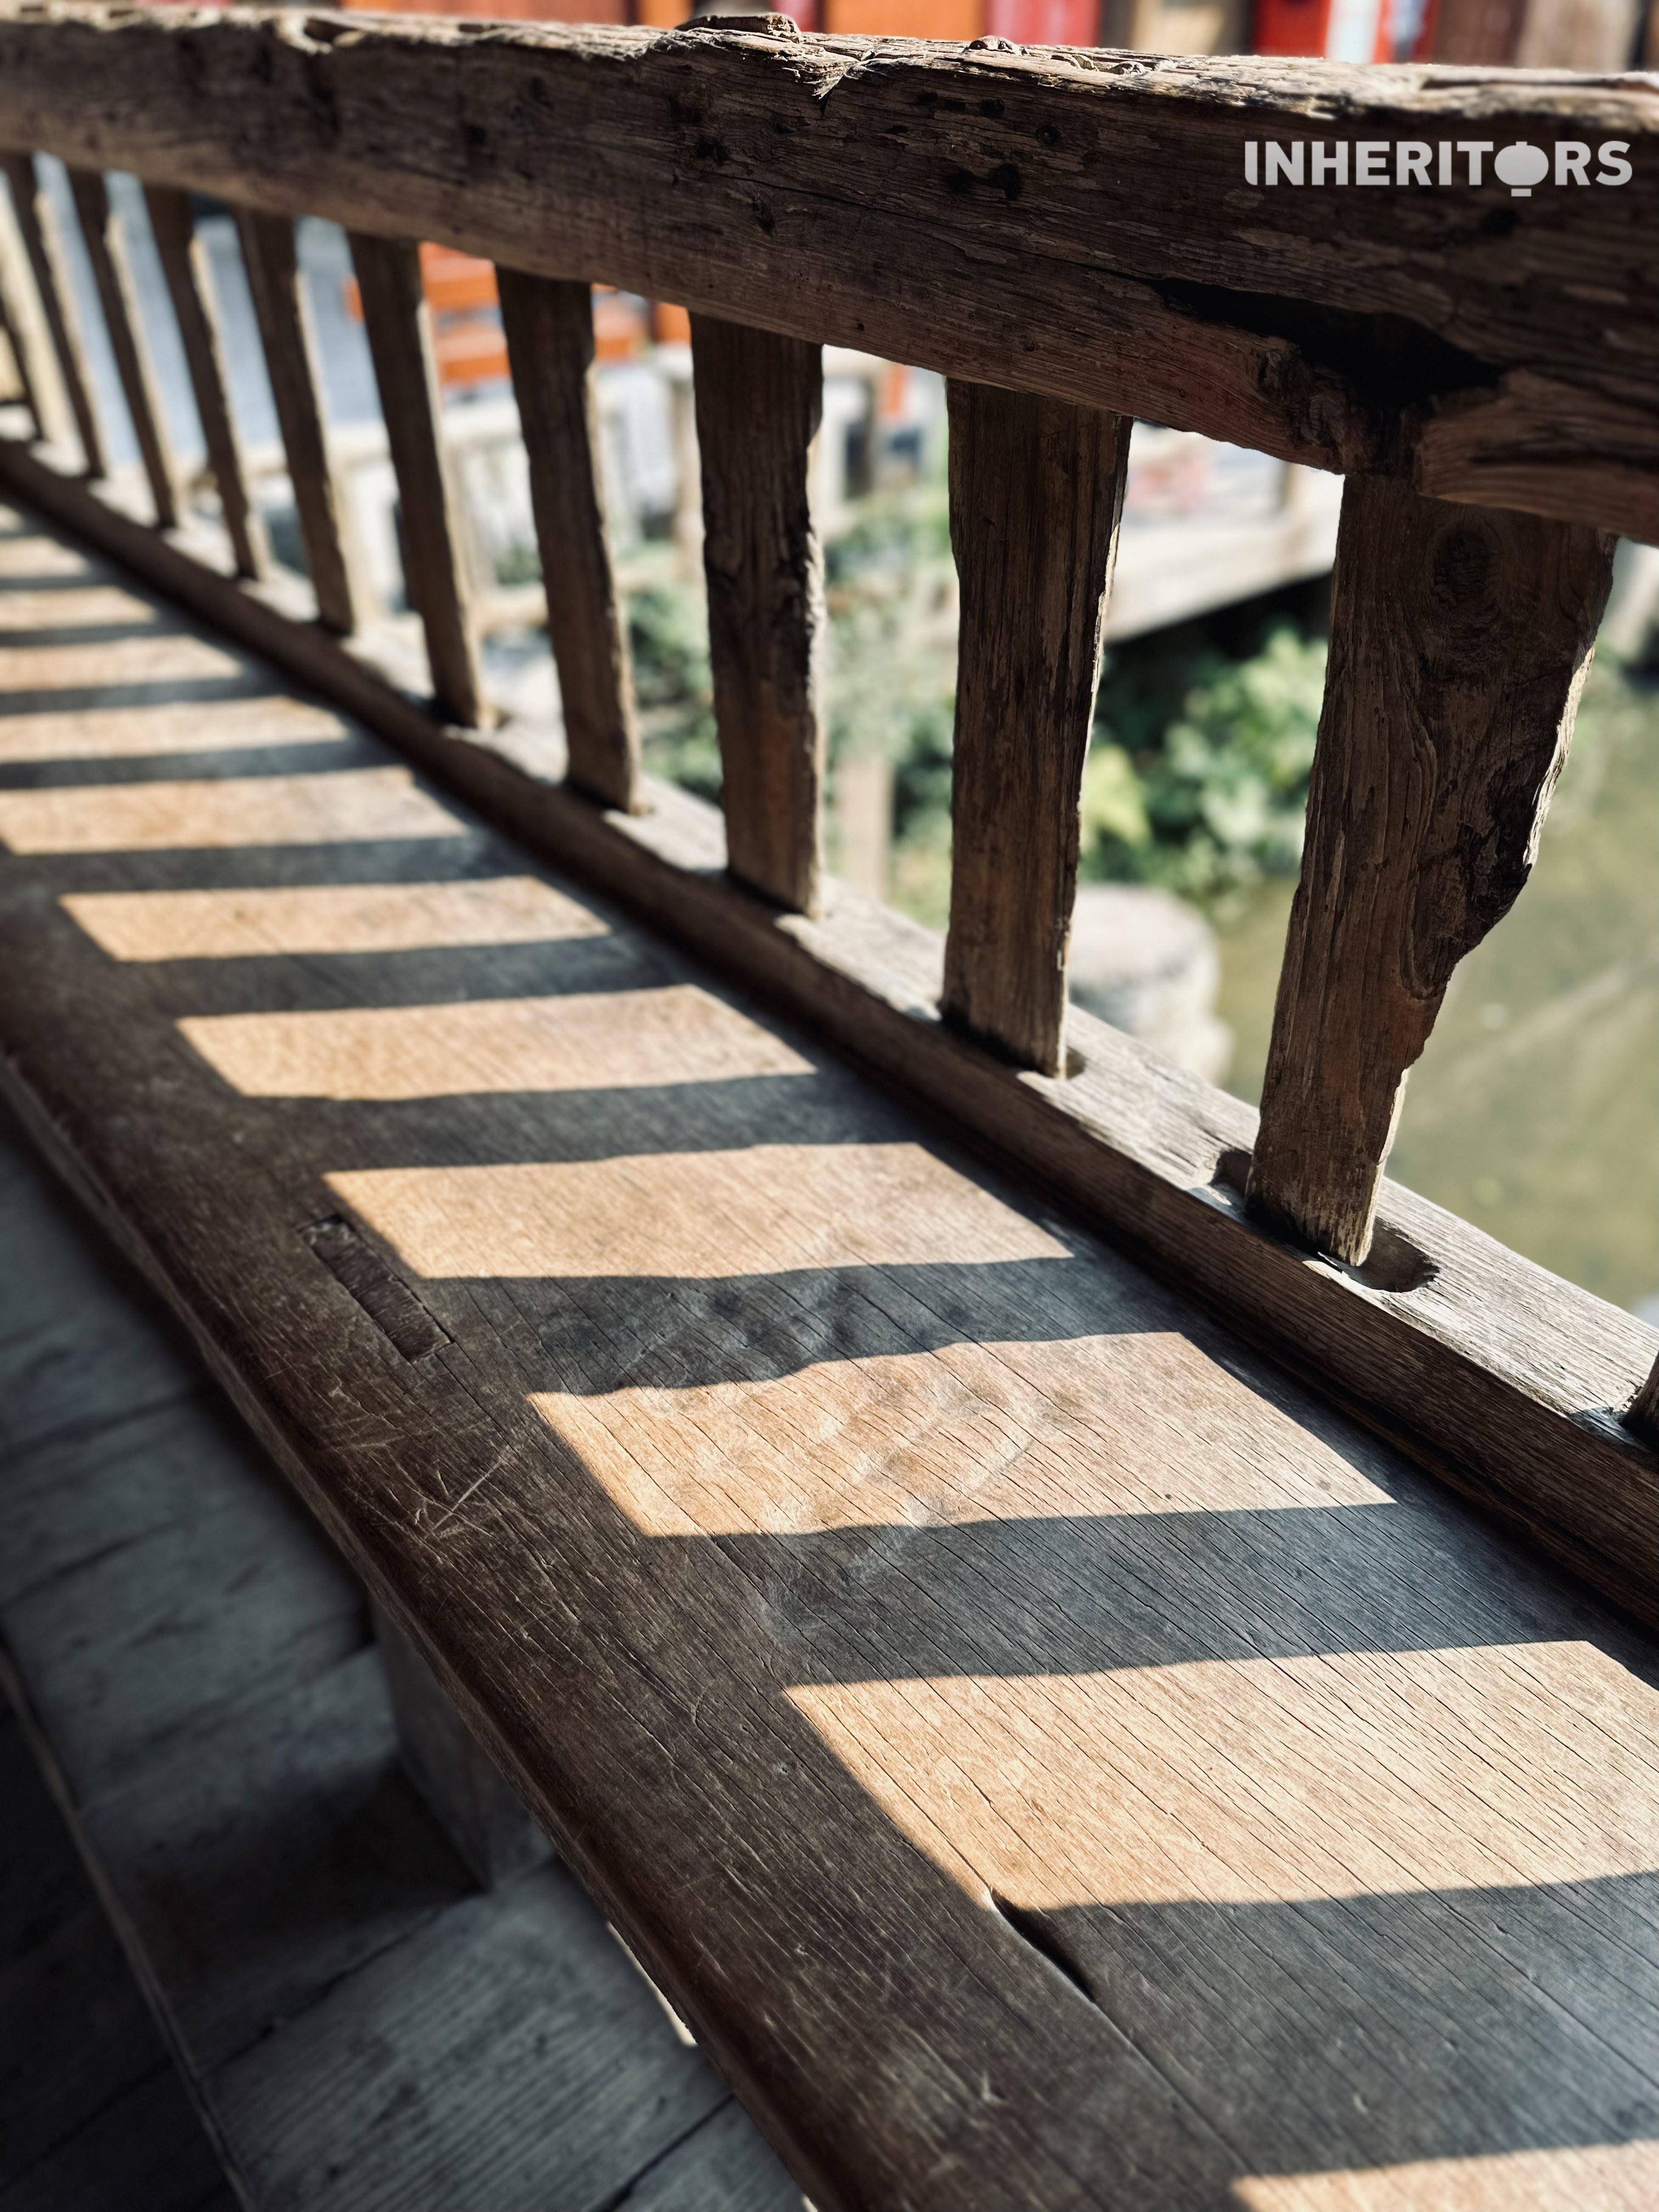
[823,0,982,32]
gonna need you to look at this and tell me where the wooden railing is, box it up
[2,1,1658,1620]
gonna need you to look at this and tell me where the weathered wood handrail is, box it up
[1,0,1655,1595]
[4,30,1659,2198]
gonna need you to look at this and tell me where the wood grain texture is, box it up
[232,208,356,634]
[0,1089,782,2209]
[8,9,1659,531]
[691,313,823,912]
[495,269,638,809]
[3,445,1657,1650]
[2,153,105,477]
[142,184,266,583]
[11,507,1659,2210]
[943,381,1128,1074]
[347,230,486,729]
[1247,476,1613,1267]
[64,168,177,526]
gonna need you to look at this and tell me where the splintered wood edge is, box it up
[4,428,1658,1630]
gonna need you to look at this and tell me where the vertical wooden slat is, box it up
[1,153,105,477]
[65,168,178,529]
[1246,474,1614,1266]
[143,184,267,582]
[942,381,1131,1076]
[496,269,639,810]
[233,207,356,634]
[347,232,486,729]
[689,315,823,913]
[0,269,45,436]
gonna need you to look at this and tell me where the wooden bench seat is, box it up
[6,497,1659,2209]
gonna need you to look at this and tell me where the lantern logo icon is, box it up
[1494,143,1550,196]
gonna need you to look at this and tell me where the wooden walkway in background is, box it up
[0,516,801,2211]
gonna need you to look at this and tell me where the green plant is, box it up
[1081,623,1327,906]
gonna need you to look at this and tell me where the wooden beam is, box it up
[1630,1357,1659,1448]
[5,8,1659,532]
[690,314,823,913]
[943,382,1128,1075]
[347,232,487,729]
[143,184,266,582]
[1246,475,1613,1266]
[496,269,639,812]
[2,151,105,477]
[65,167,177,526]
[234,207,356,634]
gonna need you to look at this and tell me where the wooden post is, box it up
[2,154,105,478]
[65,168,178,526]
[234,207,357,634]
[1246,475,1613,1265]
[690,314,823,914]
[348,232,487,730]
[0,268,44,438]
[942,381,1130,1075]
[370,1598,552,1891]
[496,269,639,810]
[143,185,267,582]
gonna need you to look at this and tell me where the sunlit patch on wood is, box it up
[0,768,466,852]
[532,1335,1393,1536]
[788,1643,1659,1906]
[0,583,159,631]
[1232,2139,1659,2210]
[328,1143,1069,1278]
[0,694,350,763]
[0,630,248,692]
[183,984,809,1098]
[67,876,607,961]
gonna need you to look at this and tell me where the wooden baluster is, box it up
[347,233,487,729]
[1629,1359,1659,1449]
[144,184,267,582]
[0,268,45,438]
[496,270,639,810]
[2,153,106,477]
[234,208,356,634]
[1246,475,1614,1265]
[942,381,1131,1075]
[65,168,178,528]
[689,315,823,913]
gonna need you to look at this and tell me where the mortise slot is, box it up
[302,1214,450,1361]
[1210,1149,1436,1295]
[991,1893,1098,2008]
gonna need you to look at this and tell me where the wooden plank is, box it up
[4,444,1658,1655]
[0,2068,236,2212]
[7,11,1659,532]
[142,185,266,582]
[942,381,1128,1074]
[618,2101,801,2212]
[1,153,105,477]
[495,269,638,811]
[232,208,356,634]
[1246,476,1613,1267]
[690,314,823,912]
[347,231,486,728]
[64,168,178,529]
